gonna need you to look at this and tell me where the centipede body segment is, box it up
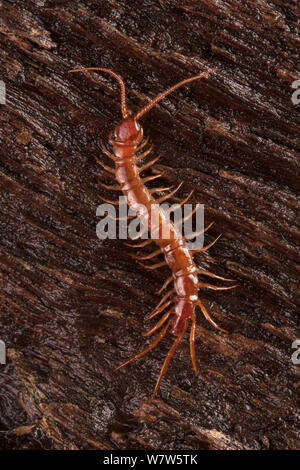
[68,66,237,398]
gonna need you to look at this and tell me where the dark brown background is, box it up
[0,0,299,450]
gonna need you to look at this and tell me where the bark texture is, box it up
[0,0,299,450]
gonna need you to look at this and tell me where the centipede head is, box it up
[114,117,143,144]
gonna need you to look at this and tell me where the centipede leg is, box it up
[190,313,198,375]
[197,269,234,282]
[133,248,162,261]
[156,182,184,203]
[156,275,173,295]
[199,282,238,291]
[108,130,115,146]
[93,154,115,174]
[141,174,163,184]
[139,155,161,172]
[150,185,174,194]
[98,195,120,205]
[171,190,194,209]
[152,288,175,312]
[191,234,222,251]
[197,299,227,333]
[152,327,186,399]
[136,144,154,160]
[97,177,121,191]
[136,136,149,152]
[176,205,198,225]
[145,299,173,321]
[142,308,173,337]
[137,260,167,270]
[107,214,134,222]
[99,139,115,161]
[184,222,215,241]
[129,223,149,241]
[124,239,153,248]
[115,321,170,372]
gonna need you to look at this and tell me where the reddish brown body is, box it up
[114,117,199,338]
[68,66,237,397]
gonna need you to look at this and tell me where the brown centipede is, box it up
[68,66,237,398]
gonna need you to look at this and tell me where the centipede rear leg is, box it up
[152,325,187,399]
[115,321,171,372]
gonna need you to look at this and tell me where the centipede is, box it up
[68,66,237,398]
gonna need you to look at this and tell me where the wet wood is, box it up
[0,0,299,450]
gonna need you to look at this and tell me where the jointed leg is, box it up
[199,282,238,291]
[190,313,198,375]
[156,275,173,295]
[137,136,149,152]
[107,213,134,222]
[134,248,162,260]
[98,194,120,205]
[175,205,198,226]
[115,321,170,372]
[150,185,174,194]
[152,326,187,399]
[185,222,215,241]
[93,154,114,174]
[191,234,221,251]
[197,268,234,282]
[141,174,163,184]
[124,239,153,248]
[137,260,167,270]
[197,299,227,333]
[139,155,161,172]
[156,182,183,203]
[151,289,175,312]
[136,145,154,160]
[145,299,174,321]
[97,177,121,191]
[171,190,194,209]
[99,139,115,161]
[142,308,173,337]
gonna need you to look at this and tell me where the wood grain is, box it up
[0,0,299,450]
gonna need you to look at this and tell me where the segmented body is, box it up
[113,117,199,339]
[68,66,236,397]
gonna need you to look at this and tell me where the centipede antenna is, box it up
[68,67,128,119]
[135,68,217,121]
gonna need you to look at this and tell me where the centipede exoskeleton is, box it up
[68,66,237,398]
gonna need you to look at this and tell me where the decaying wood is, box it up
[0,0,299,450]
